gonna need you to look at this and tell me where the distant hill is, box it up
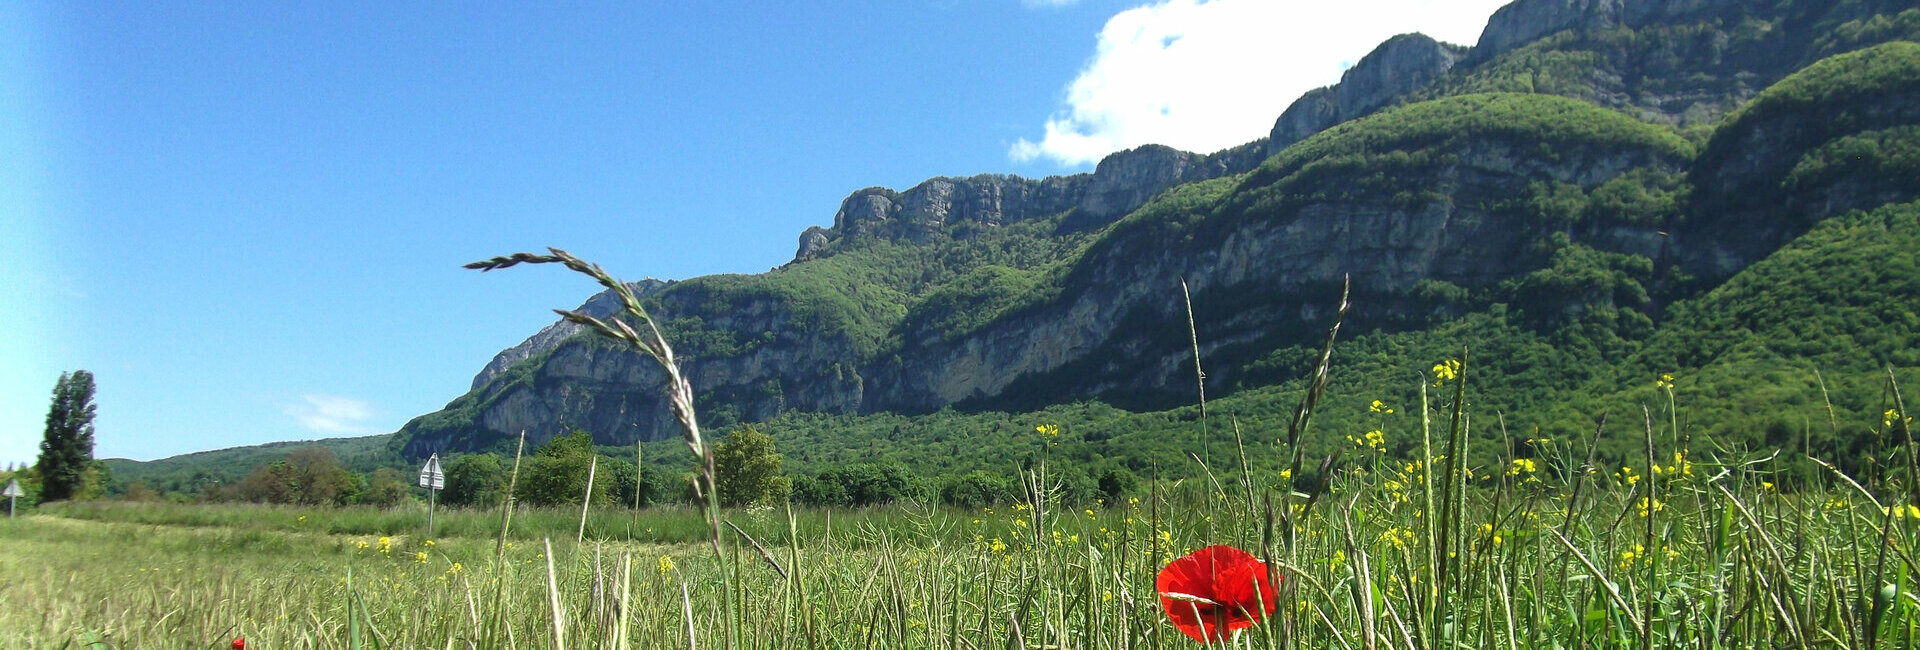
[102,434,401,494]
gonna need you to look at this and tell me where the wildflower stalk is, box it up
[577,455,596,543]
[467,249,720,552]
[1181,278,1207,427]
[545,537,565,650]
[468,247,737,648]
[1890,368,1915,507]
[1433,348,1468,650]
[1418,376,1436,650]
[1282,276,1349,555]
[486,430,527,648]
[1640,407,1656,650]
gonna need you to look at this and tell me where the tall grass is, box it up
[9,434,1920,648]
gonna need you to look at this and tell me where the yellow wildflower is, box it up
[1616,466,1640,486]
[1380,527,1416,550]
[1508,458,1537,476]
[1618,544,1645,570]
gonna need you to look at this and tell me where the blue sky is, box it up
[2,0,1508,464]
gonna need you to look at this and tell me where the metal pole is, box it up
[7,496,12,518]
[427,487,436,538]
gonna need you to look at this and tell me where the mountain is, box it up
[392,0,1920,464]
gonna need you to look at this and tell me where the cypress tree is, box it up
[37,370,97,502]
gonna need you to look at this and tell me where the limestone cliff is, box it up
[393,0,1920,457]
[1268,33,1469,156]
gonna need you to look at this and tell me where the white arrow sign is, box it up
[2,479,19,498]
[418,454,444,490]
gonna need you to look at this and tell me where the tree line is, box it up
[45,424,1139,511]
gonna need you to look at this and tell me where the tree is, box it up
[712,426,787,507]
[443,453,506,508]
[234,461,297,504]
[361,467,412,507]
[37,370,97,502]
[941,470,1020,508]
[600,457,668,508]
[231,448,357,505]
[285,447,355,506]
[516,431,613,507]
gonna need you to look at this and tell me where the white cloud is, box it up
[284,394,376,435]
[1013,0,1512,166]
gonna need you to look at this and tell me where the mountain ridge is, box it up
[388,0,1920,459]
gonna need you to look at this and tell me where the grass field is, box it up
[8,398,1920,650]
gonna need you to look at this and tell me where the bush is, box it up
[361,467,412,508]
[793,462,924,507]
[941,470,1021,508]
[1096,466,1139,503]
[789,473,848,507]
[442,453,506,508]
[712,427,788,507]
[515,431,613,507]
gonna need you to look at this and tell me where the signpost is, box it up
[418,454,444,536]
[3,478,21,518]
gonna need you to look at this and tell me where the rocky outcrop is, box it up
[817,174,1088,249]
[798,142,1269,260]
[1268,34,1468,156]
[468,279,671,390]
[794,226,831,261]
[1470,0,1621,60]
[1267,0,1908,158]
[408,281,868,455]
[1077,141,1269,220]
[1077,146,1193,220]
[1471,0,1765,61]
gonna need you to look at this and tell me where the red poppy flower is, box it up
[232,639,245,650]
[1156,545,1279,643]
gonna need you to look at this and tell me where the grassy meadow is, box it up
[8,376,1920,649]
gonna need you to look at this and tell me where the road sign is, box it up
[418,454,443,537]
[418,454,444,490]
[3,478,19,518]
